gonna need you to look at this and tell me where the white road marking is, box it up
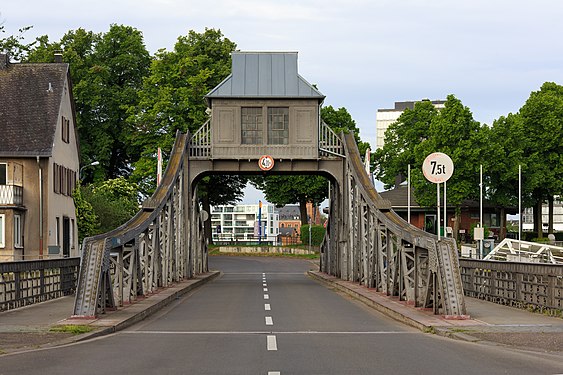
[265,316,273,325]
[263,287,268,292]
[124,331,416,335]
[263,283,267,287]
[268,372,281,375]
[267,335,277,351]
[264,303,271,311]
[264,294,269,299]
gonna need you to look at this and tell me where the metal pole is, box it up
[518,164,521,261]
[480,164,483,259]
[407,164,411,224]
[437,182,441,240]
[444,180,447,237]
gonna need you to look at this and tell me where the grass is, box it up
[49,325,94,335]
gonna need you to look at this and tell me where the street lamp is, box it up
[79,161,99,180]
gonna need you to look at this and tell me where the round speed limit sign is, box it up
[422,152,454,183]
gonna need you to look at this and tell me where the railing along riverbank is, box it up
[0,257,80,311]
[459,258,563,314]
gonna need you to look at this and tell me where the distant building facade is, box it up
[376,100,445,149]
[211,203,279,244]
[522,197,563,232]
[0,53,80,261]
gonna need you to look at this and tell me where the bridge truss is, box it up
[73,128,466,317]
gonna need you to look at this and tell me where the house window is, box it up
[0,214,4,248]
[0,163,6,185]
[268,107,289,145]
[55,217,60,246]
[241,107,263,144]
[53,163,76,196]
[71,218,75,249]
[62,116,70,143]
[14,214,22,248]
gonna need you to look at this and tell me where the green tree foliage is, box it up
[300,224,326,247]
[26,25,151,181]
[73,185,99,244]
[253,175,328,225]
[321,105,371,155]
[374,100,438,188]
[375,95,486,238]
[518,82,563,236]
[0,23,35,60]
[129,28,237,195]
[81,177,139,234]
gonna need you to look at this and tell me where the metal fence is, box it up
[459,258,563,312]
[0,257,80,311]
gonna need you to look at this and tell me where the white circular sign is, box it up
[422,152,454,183]
[258,155,274,171]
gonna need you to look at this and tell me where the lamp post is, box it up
[79,161,99,180]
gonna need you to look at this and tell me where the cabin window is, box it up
[241,107,263,144]
[268,107,289,145]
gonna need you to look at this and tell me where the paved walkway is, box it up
[308,271,563,353]
[1,269,561,355]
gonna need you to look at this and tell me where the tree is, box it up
[26,25,151,181]
[81,177,140,234]
[253,175,328,225]
[374,100,438,188]
[518,82,563,237]
[73,185,99,244]
[0,22,36,60]
[321,105,370,155]
[128,28,238,195]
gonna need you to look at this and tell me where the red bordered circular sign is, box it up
[258,155,274,171]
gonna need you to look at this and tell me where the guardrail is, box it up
[0,257,80,311]
[459,258,563,313]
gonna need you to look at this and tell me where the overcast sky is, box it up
[3,0,563,202]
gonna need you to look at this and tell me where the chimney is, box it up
[0,54,9,70]
[394,173,406,189]
[54,51,63,63]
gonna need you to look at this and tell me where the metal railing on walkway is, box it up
[459,258,563,313]
[0,257,80,311]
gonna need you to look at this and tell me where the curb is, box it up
[307,271,430,332]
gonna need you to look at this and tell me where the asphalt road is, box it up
[1,256,562,375]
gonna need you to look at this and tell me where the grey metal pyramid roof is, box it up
[206,52,325,102]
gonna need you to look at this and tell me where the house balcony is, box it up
[0,185,23,205]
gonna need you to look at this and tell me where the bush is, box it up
[300,224,326,246]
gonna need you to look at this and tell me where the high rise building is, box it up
[376,100,445,149]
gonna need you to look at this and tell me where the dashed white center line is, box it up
[267,335,277,351]
[264,303,271,311]
[263,287,268,292]
[263,283,267,287]
[268,372,280,375]
[265,316,273,325]
[264,294,269,299]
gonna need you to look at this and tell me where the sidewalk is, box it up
[0,271,220,355]
[308,271,563,353]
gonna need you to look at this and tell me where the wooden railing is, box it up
[0,185,23,205]
[0,257,80,311]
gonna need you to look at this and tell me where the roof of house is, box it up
[0,55,71,157]
[205,52,325,103]
[379,184,517,213]
[277,205,301,220]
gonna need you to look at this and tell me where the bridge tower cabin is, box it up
[204,51,326,161]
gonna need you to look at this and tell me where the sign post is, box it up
[422,152,454,240]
